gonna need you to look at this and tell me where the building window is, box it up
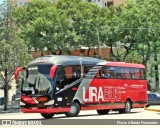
[105,3,107,6]
[98,0,100,2]
[107,2,113,7]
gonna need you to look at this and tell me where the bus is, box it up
[14,55,147,118]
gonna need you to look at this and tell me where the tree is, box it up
[0,0,32,110]
[56,0,107,56]
[16,0,78,55]
[104,0,160,89]
[16,0,107,56]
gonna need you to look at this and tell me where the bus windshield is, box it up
[21,65,54,96]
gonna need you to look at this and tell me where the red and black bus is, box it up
[14,55,147,118]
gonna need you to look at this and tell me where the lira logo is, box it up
[83,86,121,102]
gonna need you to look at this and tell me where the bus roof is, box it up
[97,61,145,68]
[28,55,103,66]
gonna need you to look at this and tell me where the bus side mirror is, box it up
[50,65,57,78]
[14,67,25,80]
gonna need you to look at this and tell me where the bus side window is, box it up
[131,68,141,79]
[130,68,135,79]
[134,68,140,79]
[72,65,81,78]
[95,70,101,78]
[101,66,116,79]
[124,68,131,79]
[83,65,93,77]
[116,67,125,79]
[62,65,81,86]
[110,67,116,78]
[56,67,66,90]
[140,69,146,79]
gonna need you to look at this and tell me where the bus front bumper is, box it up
[21,107,70,113]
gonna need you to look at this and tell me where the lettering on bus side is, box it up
[83,86,121,102]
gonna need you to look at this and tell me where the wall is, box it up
[30,48,111,60]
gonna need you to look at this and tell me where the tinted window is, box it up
[148,94,158,100]
[38,65,53,74]
[83,65,94,77]
[56,65,81,88]
[140,69,146,79]
[124,68,131,79]
[116,67,125,79]
[101,66,116,79]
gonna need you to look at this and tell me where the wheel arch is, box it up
[73,99,81,110]
[126,98,132,108]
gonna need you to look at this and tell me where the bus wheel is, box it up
[65,102,80,117]
[145,104,150,108]
[41,113,54,119]
[97,109,109,115]
[119,100,131,114]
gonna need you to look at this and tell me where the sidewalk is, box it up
[144,105,160,112]
[0,108,20,114]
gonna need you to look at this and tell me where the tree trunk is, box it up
[41,51,43,56]
[142,42,151,68]
[110,44,116,60]
[154,52,159,91]
[58,49,62,55]
[4,68,8,111]
[87,48,91,56]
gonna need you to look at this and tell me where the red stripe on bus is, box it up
[21,107,70,113]
[81,105,124,110]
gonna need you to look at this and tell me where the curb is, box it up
[144,108,160,112]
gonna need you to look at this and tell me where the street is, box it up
[0,108,160,119]
[0,107,160,128]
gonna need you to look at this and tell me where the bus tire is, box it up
[40,113,54,119]
[65,102,80,117]
[97,109,109,115]
[145,104,150,108]
[119,100,131,114]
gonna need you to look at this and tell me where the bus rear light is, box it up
[21,96,37,104]
[44,100,55,105]
[37,97,48,102]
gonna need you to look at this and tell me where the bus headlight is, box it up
[44,100,54,105]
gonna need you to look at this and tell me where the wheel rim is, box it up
[70,105,76,114]
[126,102,131,112]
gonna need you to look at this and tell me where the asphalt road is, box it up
[0,107,159,128]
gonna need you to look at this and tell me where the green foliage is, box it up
[14,0,160,89]
[0,0,33,79]
[16,0,76,54]
[16,0,106,54]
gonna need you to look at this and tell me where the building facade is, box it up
[87,0,126,7]
[11,0,125,7]
[11,0,56,7]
